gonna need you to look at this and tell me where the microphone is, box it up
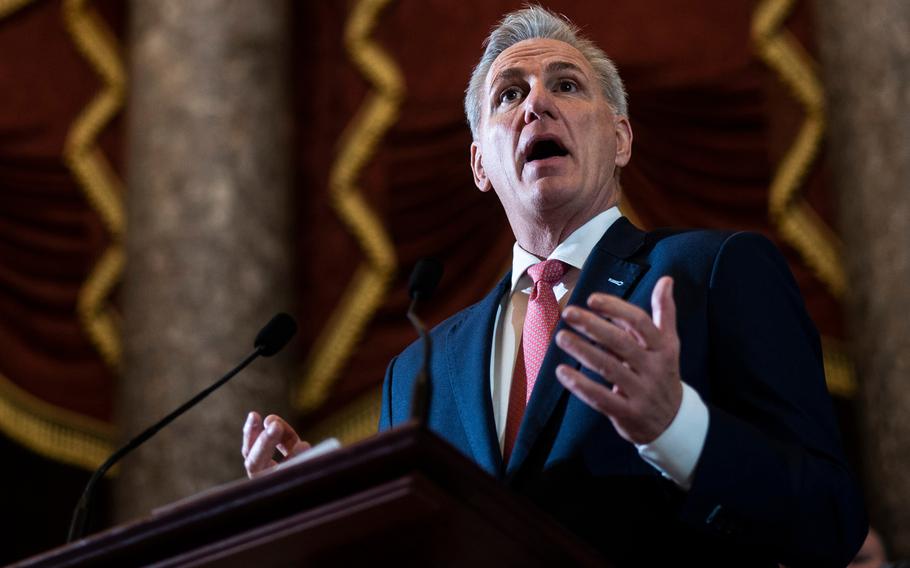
[254,312,298,356]
[67,313,298,543]
[408,257,443,302]
[406,258,443,422]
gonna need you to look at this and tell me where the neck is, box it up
[512,203,617,258]
[514,222,578,258]
[510,180,620,257]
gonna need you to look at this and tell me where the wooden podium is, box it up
[17,423,607,567]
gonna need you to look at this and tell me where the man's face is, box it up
[470,38,632,231]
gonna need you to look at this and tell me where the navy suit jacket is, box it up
[379,217,866,567]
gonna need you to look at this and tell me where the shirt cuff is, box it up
[635,382,709,490]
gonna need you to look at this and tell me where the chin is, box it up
[526,178,577,209]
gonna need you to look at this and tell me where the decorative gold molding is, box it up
[303,387,382,445]
[62,0,126,371]
[752,0,846,299]
[0,373,114,469]
[294,0,402,411]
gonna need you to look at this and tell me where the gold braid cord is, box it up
[0,0,122,469]
[63,0,126,372]
[823,339,856,399]
[752,0,845,298]
[753,0,856,397]
[0,0,32,19]
[294,0,401,420]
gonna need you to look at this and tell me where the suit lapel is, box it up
[506,217,648,477]
[444,273,510,477]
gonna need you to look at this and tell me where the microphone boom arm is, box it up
[406,297,432,423]
[67,347,264,542]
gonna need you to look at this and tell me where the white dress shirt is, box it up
[489,207,709,490]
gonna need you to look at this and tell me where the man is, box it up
[243,6,866,566]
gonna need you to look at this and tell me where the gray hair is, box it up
[464,5,628,139]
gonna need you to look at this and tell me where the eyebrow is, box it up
[491,67,525,87]
[490,60,586,91]
[493,61,582,83]
[545,61,584,75]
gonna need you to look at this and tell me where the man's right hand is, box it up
[242,411,311,479]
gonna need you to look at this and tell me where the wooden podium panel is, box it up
[16,423,607,567]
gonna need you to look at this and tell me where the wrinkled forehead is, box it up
[485,38,595,91]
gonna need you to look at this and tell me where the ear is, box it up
[613,115,633,168]
[470,141,492,192]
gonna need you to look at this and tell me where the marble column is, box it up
[815,0,910,556]
[118,0,293,521]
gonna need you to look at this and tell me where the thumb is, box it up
[651,276,676,335]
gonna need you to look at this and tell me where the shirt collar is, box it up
[509,206,622,293]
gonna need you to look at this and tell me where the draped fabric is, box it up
[0,0,852,561]
[0,0,125,452]
[0,0,124,560]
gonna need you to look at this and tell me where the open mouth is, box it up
[525,138,569,163]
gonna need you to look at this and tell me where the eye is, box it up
[556,79,578,93]
[499,86,523,104]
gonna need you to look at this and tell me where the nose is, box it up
[523,82,555,124]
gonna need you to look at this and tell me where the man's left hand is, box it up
[554,276,683,445]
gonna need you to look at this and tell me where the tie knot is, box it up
[527,259,567,286]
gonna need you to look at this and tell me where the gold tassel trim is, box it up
[0,373,114,469]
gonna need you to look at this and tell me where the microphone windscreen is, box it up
[408,258,444,301]
[254,313,298,356]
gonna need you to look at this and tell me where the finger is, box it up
[263,414,306,456]
[556,364,628,417]
[561,306,648,367]
[241,411,263,459]
[249,459,278,479]
[555,329,640,393]
[288,439,312,457]
[245,420,283,477]
[586,293,661,348]
[651,276,677,335]
[602,316,647,348]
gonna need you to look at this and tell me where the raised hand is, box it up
[554,276,683,444]
[241,411,311,479]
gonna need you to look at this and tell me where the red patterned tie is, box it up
[504,259,567,460]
